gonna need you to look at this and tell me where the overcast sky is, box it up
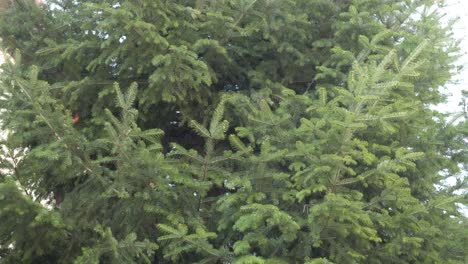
[436,0,468,113]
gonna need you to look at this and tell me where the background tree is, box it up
[0,0,466,263]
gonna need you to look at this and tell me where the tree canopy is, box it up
[0,0,466,263]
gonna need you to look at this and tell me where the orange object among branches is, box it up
[73,113,80,123]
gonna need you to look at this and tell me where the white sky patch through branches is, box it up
[436,0,468,113]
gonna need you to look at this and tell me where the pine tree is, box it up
[0,0,466,263]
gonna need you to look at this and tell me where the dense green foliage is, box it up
[0,0,466,263]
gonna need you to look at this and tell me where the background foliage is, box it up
[0,0,466,263]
